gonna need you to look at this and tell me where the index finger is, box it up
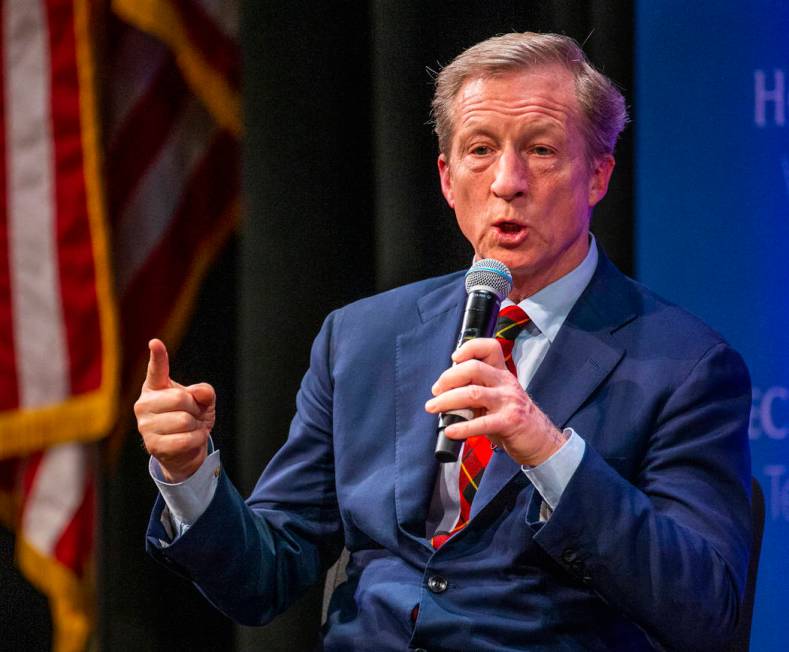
[144,338,171,390]
[432,358,508,396]
[452,337,506,368]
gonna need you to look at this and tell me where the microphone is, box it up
[434,258,512,463]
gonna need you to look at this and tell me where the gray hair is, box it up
[431,32,628,162]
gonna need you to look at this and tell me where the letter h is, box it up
[754,69,785,127]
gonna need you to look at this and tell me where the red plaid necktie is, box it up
[431,304,530,548]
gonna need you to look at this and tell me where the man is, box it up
[137,33,752,651]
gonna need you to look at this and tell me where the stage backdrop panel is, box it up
[635,2,789,649]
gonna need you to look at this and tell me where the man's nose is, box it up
[490,149,528,200]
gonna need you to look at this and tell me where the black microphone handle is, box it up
[434,289,501,463]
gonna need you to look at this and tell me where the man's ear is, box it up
[588,154,615,208]
[437,153,455,209]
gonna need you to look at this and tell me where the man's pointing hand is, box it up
[135,339,216,483]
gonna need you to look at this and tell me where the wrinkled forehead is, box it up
[447,66,596,161]
[451,68,583,134]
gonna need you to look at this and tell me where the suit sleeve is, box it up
[146,310,344,626]
[532,341,752,651]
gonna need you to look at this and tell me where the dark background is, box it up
[1,2,635,650]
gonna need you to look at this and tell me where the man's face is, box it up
[438,65,614,299]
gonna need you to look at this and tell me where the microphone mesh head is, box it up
[464,258,512,299]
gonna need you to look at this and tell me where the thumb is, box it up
[144,339,171,390]
[187,382,216,408]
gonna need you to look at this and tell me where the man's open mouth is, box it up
[494,220,526,234]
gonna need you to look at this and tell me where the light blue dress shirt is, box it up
[152,238,598,534]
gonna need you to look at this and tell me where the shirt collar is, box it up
[501,235,598,343]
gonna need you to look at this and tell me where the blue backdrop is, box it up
[635,2,789,648]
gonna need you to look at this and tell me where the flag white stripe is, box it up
[22,443,87,554]
[4,0,69,408]
[114,97,216,292]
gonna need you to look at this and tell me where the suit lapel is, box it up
[394,274,466,544]
[472,252,635,516]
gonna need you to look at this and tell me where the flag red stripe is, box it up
[0,5,21,412]
[120,130,238,382]
[46,0,102,396]
[107,52,189,224]
[171,0,240,89]
[19,451,44,511]
[53,470,93,576]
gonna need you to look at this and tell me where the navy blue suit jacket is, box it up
[147,252,752,651]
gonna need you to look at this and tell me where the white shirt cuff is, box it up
[149,449,221,535]
[521,429,585,511]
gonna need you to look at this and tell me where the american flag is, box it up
[108,0,240,401]
[0,0,239,649]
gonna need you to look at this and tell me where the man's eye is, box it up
[531,146,554,156]
[471,145,491,156]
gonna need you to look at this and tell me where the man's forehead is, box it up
[454,65,577,106]
[450,65,581,135]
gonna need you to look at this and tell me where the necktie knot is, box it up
[495,305,530,375]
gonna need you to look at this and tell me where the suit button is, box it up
[561,547,577,563]
[427,575,448,593]
[414,648,428,652]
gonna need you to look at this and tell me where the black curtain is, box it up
[93,2,636,650]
